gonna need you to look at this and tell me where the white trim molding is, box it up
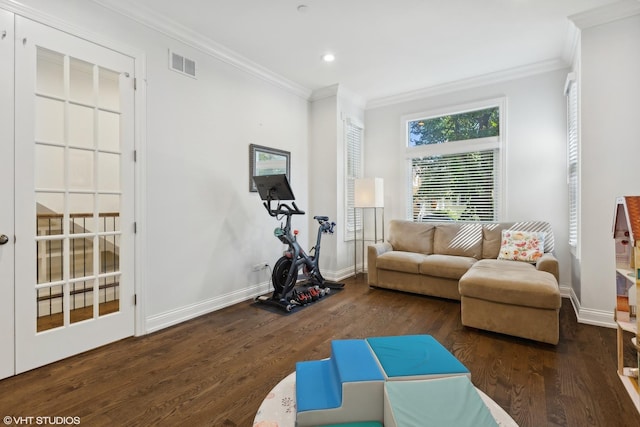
[561,21,580,66]
[145,281,272,333]
[0,0,144,63]
[309,84,340,102]
[564,285,617,329]
[145,266,353,333]
[569,0,640,29]
[310,84,367,111]
[366,59,566,110]
[92,0,312,100]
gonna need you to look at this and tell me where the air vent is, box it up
[169,50,196,78]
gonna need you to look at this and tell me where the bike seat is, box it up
[314,215,329,222]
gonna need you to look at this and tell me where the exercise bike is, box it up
[253,174,344,312]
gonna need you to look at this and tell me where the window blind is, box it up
[567,77,579,247]
[345,119,363,237]
[411,150,497,222]
[405,99,503,224]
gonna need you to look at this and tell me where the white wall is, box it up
[365,70,570,287]
[308,85,365,278]
[577,13,640,323]
[12,0,635,334]
[11,0,311,332]
[308,92,339,274]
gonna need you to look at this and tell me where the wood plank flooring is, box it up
[0,275,639,427]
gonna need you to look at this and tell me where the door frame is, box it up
[0,0,148,341]
[0,7,15,381]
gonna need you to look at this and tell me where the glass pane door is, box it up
[15,16,135,373]
[34,49,123,332]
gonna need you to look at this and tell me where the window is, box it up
[406,102,503,222]
[565,72,579,248]
[345,118,363,240]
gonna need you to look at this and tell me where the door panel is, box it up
[14,16,135,373]
[0,9,15,380]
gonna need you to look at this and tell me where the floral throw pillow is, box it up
[497,230,545,263]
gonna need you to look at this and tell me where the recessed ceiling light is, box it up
[297,4,309,13]
[322,53,335,62]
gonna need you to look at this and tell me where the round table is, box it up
[253,372,518,426]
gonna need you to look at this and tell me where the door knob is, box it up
[0,235,8,245]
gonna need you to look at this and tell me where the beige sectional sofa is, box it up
[367,220,561,344]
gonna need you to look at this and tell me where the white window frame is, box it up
[402,98,506,222]
[344,116,364,241]
[565,71,579,254]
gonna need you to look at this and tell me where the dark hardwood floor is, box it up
[1,275,639,427]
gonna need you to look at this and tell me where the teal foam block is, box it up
[366,335,469,379]
[384,376,498,427]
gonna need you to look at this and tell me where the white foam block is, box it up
[296,380,385,426]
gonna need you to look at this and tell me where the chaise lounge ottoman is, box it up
[458,259,561,345]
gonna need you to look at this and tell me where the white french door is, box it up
[14,16,136,373]
[0,9,15,381]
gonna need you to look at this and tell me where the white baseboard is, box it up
[327,266,357,283]
[144,266,357,334]
[563,285,616,329]
[146,275,617,335]
[145,281,271,333]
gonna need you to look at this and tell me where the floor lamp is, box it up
[354,178,384,276]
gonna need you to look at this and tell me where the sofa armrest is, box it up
[367,242,393,286]
[536,253,559,283]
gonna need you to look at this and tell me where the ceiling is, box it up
[95,0,619,103]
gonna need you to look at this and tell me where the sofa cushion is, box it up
[377,251,429,274]
[472,258,536,271]
[459,260,560,309]
[497,230,545,263]
[419,254,477,280]
[388,220,435,255]
[482,221,555,259]
[482,223,511,259]
[433,223,482,259]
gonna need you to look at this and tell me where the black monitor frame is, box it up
[253,174,296,201]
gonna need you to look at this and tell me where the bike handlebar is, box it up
[263,198,335,233]
[263,199,305,217]
[319,219,336,234]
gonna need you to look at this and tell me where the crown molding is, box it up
[310,84,366,111]
[569,0,640,29]
[366,58,568,110]
[337,86,367,111]
[0,0,145,61]
[309,84,340,102]
[91,0,312,100]
[561,20,580,67]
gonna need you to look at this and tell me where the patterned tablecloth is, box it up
[253,372,518,427]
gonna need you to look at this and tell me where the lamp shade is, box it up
[354,178,384,208]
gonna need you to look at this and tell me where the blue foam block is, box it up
[366,335,469,378]
[296,359,341,412]
[332,339,385,383]
[296,339,384,413]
